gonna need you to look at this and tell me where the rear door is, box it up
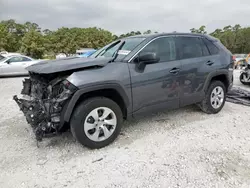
[175,36,214,106]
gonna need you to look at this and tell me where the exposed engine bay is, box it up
[13,72,77,141]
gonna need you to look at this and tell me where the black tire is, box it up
[198,80,226,114]
[239,73,249,85]
[70,97,123,149]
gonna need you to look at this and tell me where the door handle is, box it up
[169,68,180,74]
[206,61,214,66]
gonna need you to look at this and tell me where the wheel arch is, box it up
[60,83,130,129]
[203,70,231,92]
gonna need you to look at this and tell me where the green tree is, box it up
[20,29,45,59]
[0,23,8,51]
[3,19,250,58]
[143,30,152,34]
[0,19,26,52]
[190,26,207,34]
[190,28,197,33]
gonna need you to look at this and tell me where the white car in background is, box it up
[0,51,21,57]
[0,55,42,76]
[0,54,5,61]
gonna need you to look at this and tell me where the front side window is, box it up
[140,37,177,62]
[175,37,203,59]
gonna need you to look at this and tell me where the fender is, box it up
[62,82,130,125]
[203,69,230,92]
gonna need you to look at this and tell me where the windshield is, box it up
[90,37,146,60]
[0,56,8,62]
[0,55,5,61]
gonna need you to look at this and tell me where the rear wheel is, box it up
[198,81,226,114]
[70,97,123,149]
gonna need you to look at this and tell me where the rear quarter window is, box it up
[203,38,219,55]
[21,57,32,61]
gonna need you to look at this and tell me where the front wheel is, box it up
[198,81,226,114]
[70,97,123,149]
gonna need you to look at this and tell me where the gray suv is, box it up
[14,33,234,149]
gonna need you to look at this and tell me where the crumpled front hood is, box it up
[26,57,112,74]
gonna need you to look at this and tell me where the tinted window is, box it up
[21,57,32,61]
[0,55,5,61]
[200,38,210,56]
[9,57,23,63]
[203,38,219,55]
[140,37,177,62]
[175,37,203,59]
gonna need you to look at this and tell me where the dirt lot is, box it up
[0,70,250,188]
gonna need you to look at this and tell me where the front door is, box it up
[128,36,181,117]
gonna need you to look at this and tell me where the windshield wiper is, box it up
[110,41,126,62]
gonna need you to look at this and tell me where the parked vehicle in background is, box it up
[76,48,95,56]
[245,53,250,62]
[239,58,250,85]
[14,33,233,149]
[0,51,22,57]
[77,50,97,57]
[0,55,42,76]
[56,53,67,59]
[233,54,247,69]
[0,54,5,61]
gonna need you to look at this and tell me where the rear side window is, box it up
[175,37,203,59]
[21,57,32,61]
[203,38,219,55]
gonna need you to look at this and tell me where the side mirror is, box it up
[5,60,10,64]
[135,52,160,70]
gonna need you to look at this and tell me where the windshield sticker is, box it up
[117,50,131,55]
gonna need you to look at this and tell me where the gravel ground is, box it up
[0,70,250,188]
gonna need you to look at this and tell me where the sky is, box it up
[1,0,250,35]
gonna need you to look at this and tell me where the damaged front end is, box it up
[13,73,77,141]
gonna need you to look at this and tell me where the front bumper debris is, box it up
[13,75,77,141]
